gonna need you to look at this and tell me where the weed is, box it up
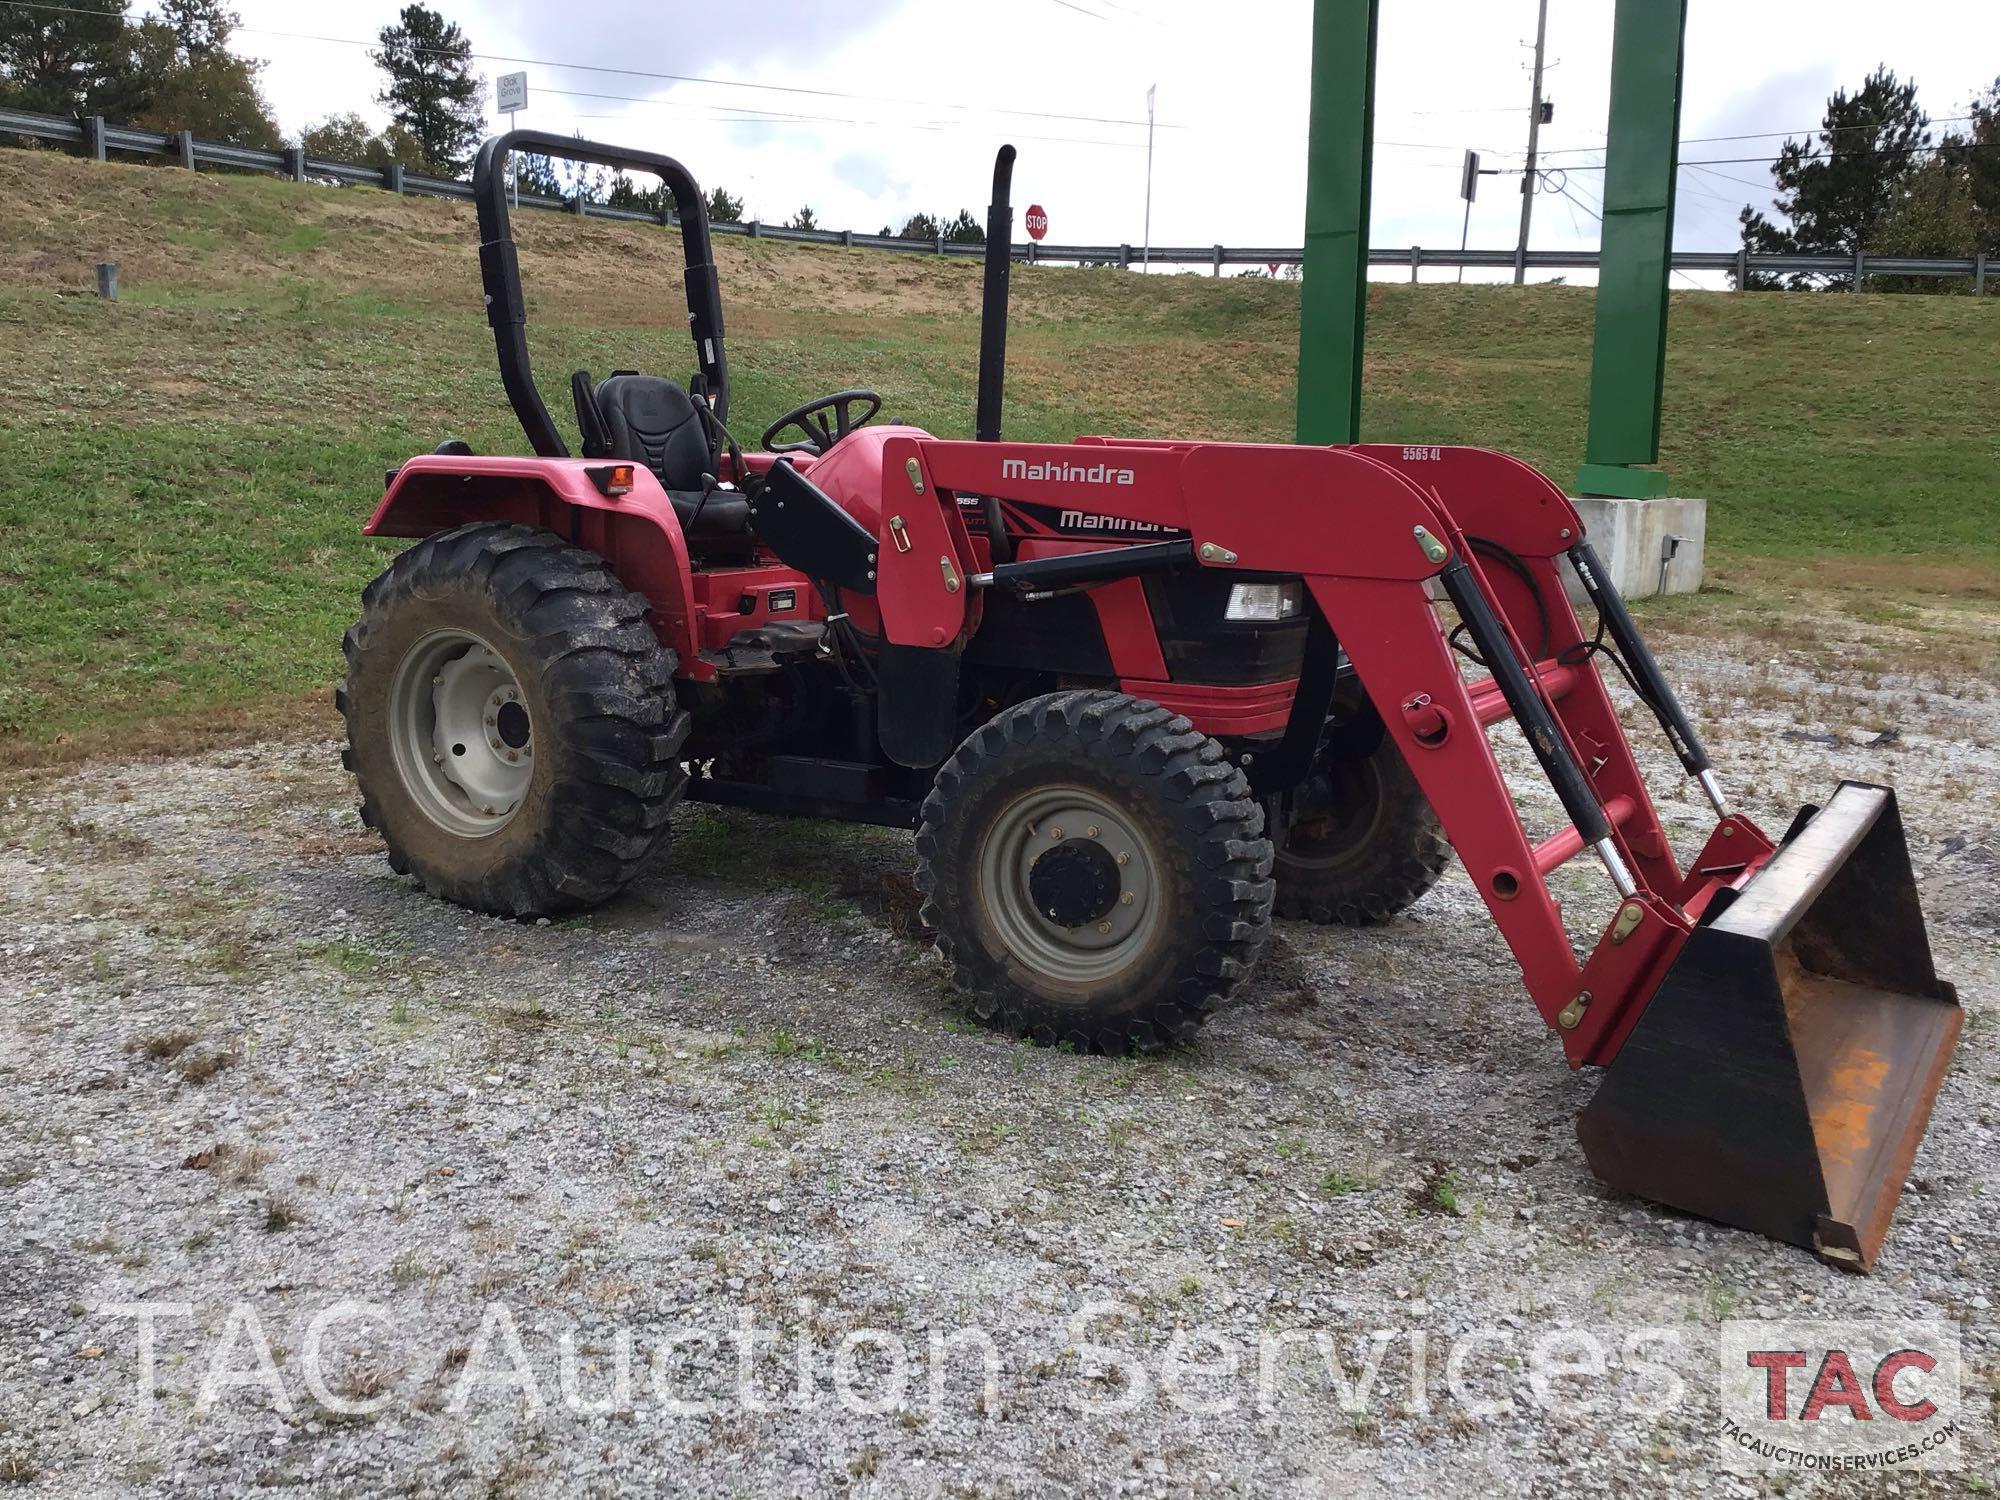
[175,1047,237,1084]
[129,1027,197,1061]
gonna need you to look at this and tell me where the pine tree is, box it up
[1736,67,1931,290]
[787,205,818,231]
[0,0,145,118]
[705,186,743,224]
[371,5,485,178]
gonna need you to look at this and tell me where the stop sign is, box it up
[1024,204,1048,241]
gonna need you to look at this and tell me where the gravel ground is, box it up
[0,618,1995,1498]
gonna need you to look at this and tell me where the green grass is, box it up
[0,146,1993,755]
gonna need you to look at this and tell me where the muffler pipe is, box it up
[974,144,1017,566]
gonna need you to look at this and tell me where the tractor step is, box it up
[700,621,828,677]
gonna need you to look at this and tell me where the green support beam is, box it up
[1294,0,1378,445]
[1576,0,1689,499]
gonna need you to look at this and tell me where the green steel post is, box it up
[1576,0,1688,499]
[1294,0,1377,445]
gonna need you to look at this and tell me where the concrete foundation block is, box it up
[1565,495,1707,603]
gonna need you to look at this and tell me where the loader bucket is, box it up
[1578,782,1960,1271]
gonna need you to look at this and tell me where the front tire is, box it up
[338,522,690,917]
[915,691,1274,1054]
[1268,730,1450,926]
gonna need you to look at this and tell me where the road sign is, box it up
[496,71,528,114]
[1024,204,1048,241]
[1460,149,1480,202]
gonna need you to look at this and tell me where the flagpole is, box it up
[1142,83,1155,273]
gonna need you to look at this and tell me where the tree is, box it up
[1735,67,1930,290]
[1,0,275,149]
[705,185,743,224]
[300,112,426,174]
[898,211,941,241]
[128,2,278,148]
[786,204,818,231]
[608,175,664,216]
[371,5,485,178]
[1870,79,1999,292]
[157,0,234,58]
[944,208,984,244]
[0,0,147,119]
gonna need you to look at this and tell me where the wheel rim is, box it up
[977,784,1160,986]
[388,629,533,837]
[1278,758,1387,874]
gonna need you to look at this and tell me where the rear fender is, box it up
[367,455,698,667]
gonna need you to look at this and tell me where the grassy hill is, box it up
[0,147,1993,758]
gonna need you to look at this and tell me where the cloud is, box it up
[833,149,909,201]
[476,0,907,80]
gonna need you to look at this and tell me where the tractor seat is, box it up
[591,373,753,552]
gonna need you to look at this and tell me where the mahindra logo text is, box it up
[1000,458,1136,486]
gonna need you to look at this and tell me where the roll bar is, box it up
[471,130,730,455]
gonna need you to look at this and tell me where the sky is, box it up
[183,0,2001,282]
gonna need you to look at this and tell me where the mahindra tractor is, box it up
[338,133,1960,1269]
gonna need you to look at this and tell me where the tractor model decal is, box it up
[956,493,1186,542]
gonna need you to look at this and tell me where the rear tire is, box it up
[1268,731,1450,926]
[915,691,1274,1054]
[338,522,689,917]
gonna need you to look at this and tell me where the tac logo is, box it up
[1718,1320,1960,1474]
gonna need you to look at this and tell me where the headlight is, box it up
[1224,581,1304,622]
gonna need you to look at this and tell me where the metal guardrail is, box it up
[3,106,1989,292]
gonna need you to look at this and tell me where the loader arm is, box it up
[902,435,1958,1271]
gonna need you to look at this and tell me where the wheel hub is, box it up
[1028,839,1123,928]
[977,785,1159,985]
[390,632,533,837]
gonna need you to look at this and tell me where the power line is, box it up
[1683,161,1777,192]
[1498,139,1989,175]
[1535,114,1979,159]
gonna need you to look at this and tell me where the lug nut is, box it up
[1096,921,1112,934]
[1120,891,1134,906]
[506,751,519,763]
[1049,827,1063,840]
[1117,851,1131,866]
[1086,825,1100,839]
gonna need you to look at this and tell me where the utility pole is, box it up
[1142,83,1156,273]
[1513,0,1549,286]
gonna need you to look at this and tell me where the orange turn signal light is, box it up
[587,463,635,497]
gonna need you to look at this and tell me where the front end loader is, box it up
[340,133,1959,1270]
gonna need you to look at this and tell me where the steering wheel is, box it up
[760,389,882,456]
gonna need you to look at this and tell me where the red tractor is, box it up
[341,134,1959,1269]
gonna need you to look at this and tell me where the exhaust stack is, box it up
[975,145,1016,445]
